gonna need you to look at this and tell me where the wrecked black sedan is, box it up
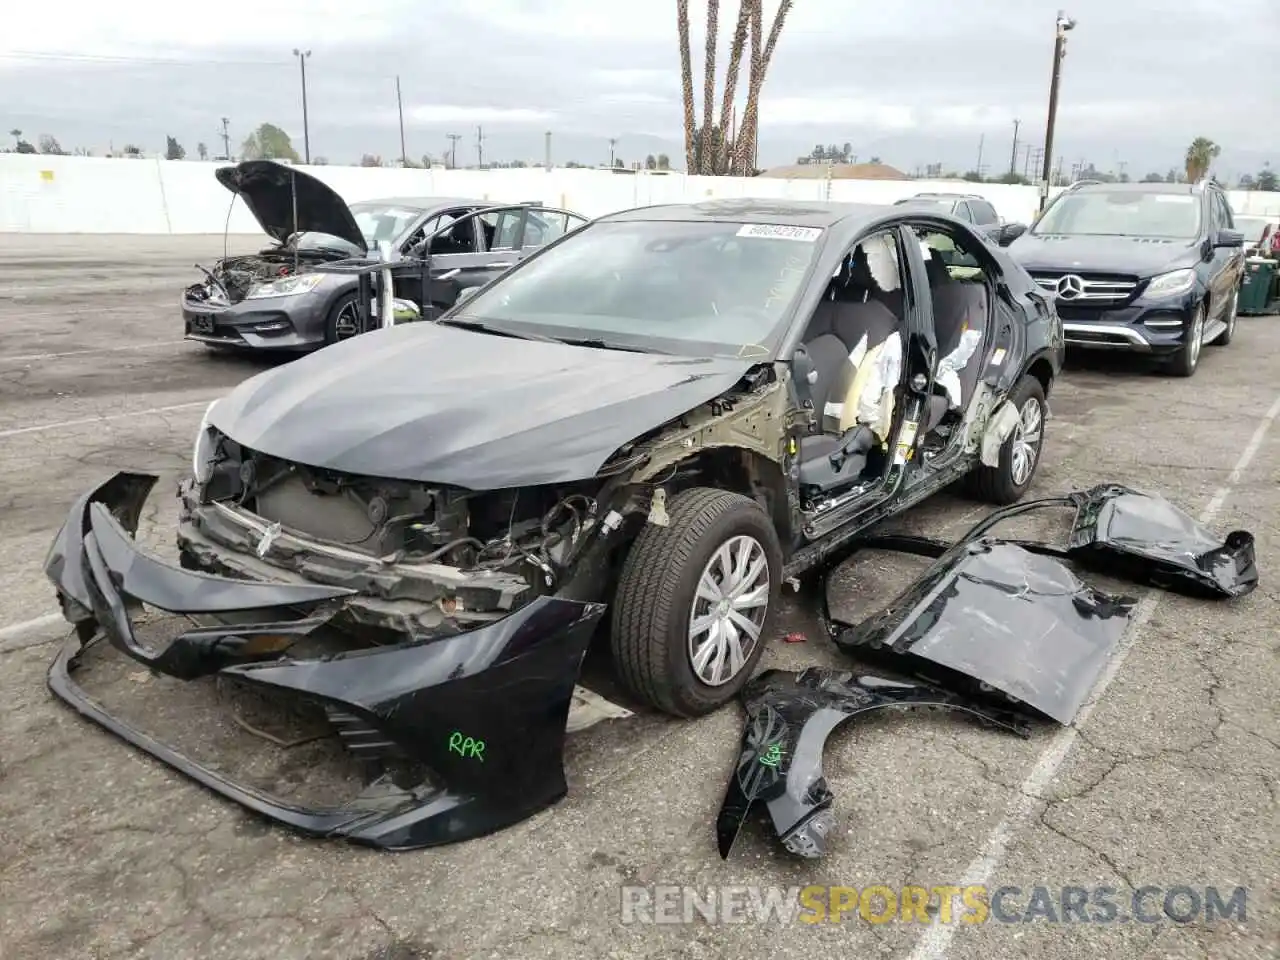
[46,198,1063,847]
[183,159,587,351]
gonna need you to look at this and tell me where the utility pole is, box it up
[446,133,461,169]
[292,48,312,164]
[608,137,618,168]
[1009,119,1021,178]
[975,133,984,178]
[476,126,485,168]
[544,131,552,170]
[219,117,231,161]
[1039,11,1076,210]
[395,76,407,166]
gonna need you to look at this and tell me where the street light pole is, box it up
[1039,12,1075,210]
[292,48,312,164]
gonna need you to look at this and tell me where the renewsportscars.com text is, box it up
[619,884,1249,926]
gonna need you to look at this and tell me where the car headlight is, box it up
[244,273,325,299]
[1141,269,1196,300]
[192,399,222,484]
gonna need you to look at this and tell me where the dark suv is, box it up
[893,192,1028,246]
[1007,180,1246,377]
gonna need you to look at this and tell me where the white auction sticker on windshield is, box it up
[737,223,823,242]
[1154,195,1194,203]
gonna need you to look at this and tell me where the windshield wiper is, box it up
[552,337,660,354]
[435,317,560,342]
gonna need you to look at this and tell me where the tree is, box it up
[1237,173,1256,190]
[8,128,19,147]
[656,153,671,170]
[314,156,330,166]
[360,154,383,167]
[733,0,795,175]
[698,0,720,176]
[676,0,697,171]
[37,134,65,155]
[197,142,208,161]
[962,170,984,182]
[1165,169,1178,183]
[1141,171,1164,183]
[1258,167,1278,192]
[1184,137,1220,182]
[645,154,658,169]
[122,143,143,158]
[240,123,300,162]
[613,157,624,168]
[164,135,185,160]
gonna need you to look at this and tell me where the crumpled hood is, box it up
[1008,233,1200,277]
[207,323,758,490]
[215,160,367,252]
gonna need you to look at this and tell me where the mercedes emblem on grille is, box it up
[1056,274,1085,300]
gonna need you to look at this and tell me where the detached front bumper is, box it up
[43,472,606,849]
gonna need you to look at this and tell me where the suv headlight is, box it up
[192,399,222,483]
[244,273,324,299]
[1141,268,1196,300]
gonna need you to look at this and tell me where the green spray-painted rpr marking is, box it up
[760,742,784,767]
[448,731,485,761]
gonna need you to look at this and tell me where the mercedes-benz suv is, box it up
[1007,180,1245,376]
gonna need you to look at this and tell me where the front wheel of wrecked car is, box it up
[611,487,782,718]
[965,375,1047,506]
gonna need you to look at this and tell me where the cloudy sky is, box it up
[3,0,1277,179]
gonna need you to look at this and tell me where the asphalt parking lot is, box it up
[1,234,1276,960]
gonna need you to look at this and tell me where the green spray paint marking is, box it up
[448,731,485,761]
[760,742,784,767]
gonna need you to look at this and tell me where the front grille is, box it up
[1031,272,1139,307]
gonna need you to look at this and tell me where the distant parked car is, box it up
[182,160,588,353]
[1007,179,1245,377]
[893,192,1027,246]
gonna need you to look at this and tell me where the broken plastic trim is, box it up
[716,668,1028,860]
[44,471,609,849]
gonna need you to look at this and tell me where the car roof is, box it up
[596,198,893,231]
[353,197,494,212]
[1069,181,1202,196]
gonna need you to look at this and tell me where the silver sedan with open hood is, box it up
[182,159,588,352]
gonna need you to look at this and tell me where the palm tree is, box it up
[677,0,697,172]
[9,128,20,148]
[733,0,794,176]
[715,2,753,175]
[697,0,720,175]
[1184,137,1220,183]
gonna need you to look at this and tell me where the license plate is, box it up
[190,315,214,334]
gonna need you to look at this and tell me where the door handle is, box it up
[485,262,513,269]
[434,268,461,281]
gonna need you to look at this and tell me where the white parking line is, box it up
[0,400,211,439]
[0,613,66,653]
[907,390,1280,960]
[1,341,189,364]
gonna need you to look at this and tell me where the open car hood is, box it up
[720,484,1258,859]
[207,322,759,490]
[215,160,367,252]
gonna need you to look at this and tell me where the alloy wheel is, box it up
[333,301,360,340]
[1187,307,1204,368]
[1009,397,1044,487]
[687,535,770,686]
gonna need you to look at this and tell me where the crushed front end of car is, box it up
[44,471,609,849]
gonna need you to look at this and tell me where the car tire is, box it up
[1209,289,1237,346]
[610,487,782,718]
[1168,302,1205,377]
[964,375,1047,505]
[323,291,361,345]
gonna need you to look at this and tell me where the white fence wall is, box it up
[2,153,1277,236]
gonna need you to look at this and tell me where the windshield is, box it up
[349,202,425,247]
[450,219,823,357]
[1235,217,1270,243]
[1033,190,1201,239]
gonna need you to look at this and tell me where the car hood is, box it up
[1008,233,1200,276]
[206,323,759,490]
[215,160,367,253]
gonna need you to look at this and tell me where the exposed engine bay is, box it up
[180,428,625,641]
[184,248,336,305]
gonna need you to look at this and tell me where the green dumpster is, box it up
[1239,257,1277,315]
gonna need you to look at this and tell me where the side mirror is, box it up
[1214,229,1244,249]
[455,286,480,306]
[998,222,1027,246]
